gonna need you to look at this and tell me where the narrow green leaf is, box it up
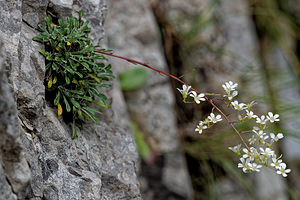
[38,49,46,56]
[75,71,83,78]
[81,108,98,122]
[64,65,74,74]
[70,98,81,109]
[68,90,84,95]
[92,100,109,108]
[46,55,53,61]
[65,76,70,84]
[38,24,48,33]
[72,119,77,139]
[63,95,71,112]
[99,84,111,88]
[74,95,93,101]
[33,36,43,42]
[81,45,94,53]
[55,56,62,62]
[82,62,91,71]
[90,88,107,102]
[54,91,60,105]
[52,63,58,71]
[79,11,84,19]
[84,106,102,114]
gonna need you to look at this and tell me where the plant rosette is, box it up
[33,12,114,138]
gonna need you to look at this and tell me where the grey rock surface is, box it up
[0,0,142,199]
[0,38,25,200]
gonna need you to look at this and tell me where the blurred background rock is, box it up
[106,0,300,199]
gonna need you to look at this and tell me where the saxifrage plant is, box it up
[33,12,114,138]
[33,12,290,177]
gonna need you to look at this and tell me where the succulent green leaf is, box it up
[63,95,71,112]
[54,91,61,105]
[72,119,77,139]
[46,55,53,61]
[81,108,98,122]
[38,49,46,56]
[65,76,70,84]
[52,63,58,71]
[70,98,81,109]
[92,100,109,108]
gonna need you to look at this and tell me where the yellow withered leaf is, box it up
[53,76,57,84]
[55,46,60,51]
[48,77,53,88]
[57,104,63,116]
[88,73,101,83]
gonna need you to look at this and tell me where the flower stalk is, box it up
[95,49,250,151]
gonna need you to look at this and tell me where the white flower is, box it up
[267,112,280,123]
[248,136,256,145]
[242,148,256,161]
[224,90,238,101]
[260,147,274,158]
[177,85,191,99]
[254,130,267,139]
[270,157,282,169]
[256,115,268,125]
[228,144,241,154]
[231,100,246,111]
[270,133,284,143]
[238,158,251,173]
[276,163,291,177]
[195,121,208,134]
[222,81,239,101]
[245,101,257,110]
[190,91,205,104]
[208,113,222,123]
[249,162,262,172]
[222,81,238,93]
[254,130,269,144]
[245,110,257,119]
[203,118,210,125]
[238,114,243,122]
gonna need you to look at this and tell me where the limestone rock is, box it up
[0,0,142,199]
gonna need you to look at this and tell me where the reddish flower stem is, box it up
[95,49,250,151]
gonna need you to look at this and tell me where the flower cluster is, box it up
[222,81,238,100]
[221,81,290,177]
[177,85,205,104]
[177,85,222,134]
[195,113,222,134]
[177,81,291,177]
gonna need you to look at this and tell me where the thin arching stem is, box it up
[95,49,251,151]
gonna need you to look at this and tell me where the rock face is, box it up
[0,0,141,199]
